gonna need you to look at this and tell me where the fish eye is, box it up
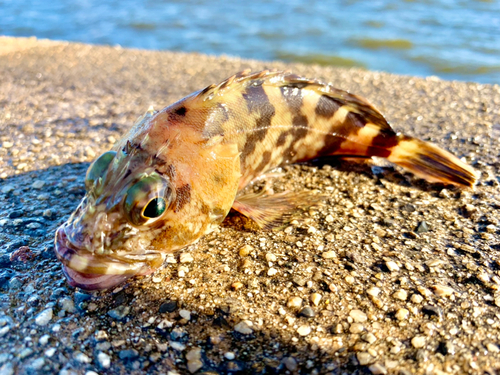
[124,173,172,226]
[85,151,117,191]
[143,197,167,218]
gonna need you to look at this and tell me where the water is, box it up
[1,0,499,84]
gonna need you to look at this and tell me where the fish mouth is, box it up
[54,225,164,291]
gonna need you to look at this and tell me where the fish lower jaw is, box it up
[54,225,162,290]
[61,265,132,291]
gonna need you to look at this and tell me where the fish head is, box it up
[55,107,241,291]
[54,136,180,290]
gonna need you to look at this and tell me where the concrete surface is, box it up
[0,36,500,374]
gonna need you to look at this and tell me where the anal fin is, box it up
[232,190,325,230]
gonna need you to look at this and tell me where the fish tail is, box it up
[387,135,479,188]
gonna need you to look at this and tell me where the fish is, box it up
[54,70,479,290]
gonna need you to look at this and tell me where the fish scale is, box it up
[54,70,478,290]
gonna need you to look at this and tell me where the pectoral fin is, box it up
[232,190,325,230]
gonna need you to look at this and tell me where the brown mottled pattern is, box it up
[315,94,342,118]
[241,84,276,161]
[173,183,191,212]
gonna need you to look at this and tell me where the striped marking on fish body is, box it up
[178,70,476,189]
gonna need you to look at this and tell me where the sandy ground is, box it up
[0,36,500,375]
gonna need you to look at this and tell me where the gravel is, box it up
[1,36,500,374]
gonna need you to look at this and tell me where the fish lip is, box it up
[61,265,132,291]
[54,225,162,291]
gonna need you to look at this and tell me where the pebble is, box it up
[345,275,355,284]
[267,268,278,276]
[157,319,174,330]
[283,357,298,371]
[234,321,253,334]
[224,352,235,360]
[310,293,322,306]
[0,363,14,375]
[152,274,163,283]
[186,348,203,373]
[349,309,367,323]
[108,305,130,320]
[119,349,139,360]
[362,333,377,344]
[179,253,193,263]
[432,284,455,297]
[170,327,186,340]
[31,180,45,189]
[297,325,311,336]
[19,348,33,359]
[367,287,381,297]
[44,348,56,357]
[231,281,244,290]
[59,297,75,313]
[28,357,45,370]
[170,341,186,351]
[39,334,50,345]
[238,244,253,256]
[395,308,409,321]
[159,300,178,313]
[97,352,111,368]
[385,261,400,272]
[1,185,14,194]
[265,253,277,262]
[368,363,387,374]
[349,323,365,334]
[410,294,424,304]
[35,308,53,326]
[393,290,408,301]
[287,296,303,308]
[179,309,191,320]
[8,277,23,290]
[357,352,374,365]
[486,343,500,353]
[0,326,9,337]
[322,251,337,259]
[416,221,430,233]
[75,352,92,363]
[411,336,426,348]
[298,306,316,318]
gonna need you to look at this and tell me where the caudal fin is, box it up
[387,135,479,188]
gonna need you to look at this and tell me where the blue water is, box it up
[1,0,499,84]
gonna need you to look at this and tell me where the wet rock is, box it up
[119,349,139,360]
[35,308,53,326]
[97,352,111,369]
[186,347,203,373]
[8,277,23,290]
[108,305,130,320]
[298,306,316,318]
[283,357,298,371]
[159,300,178,313]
